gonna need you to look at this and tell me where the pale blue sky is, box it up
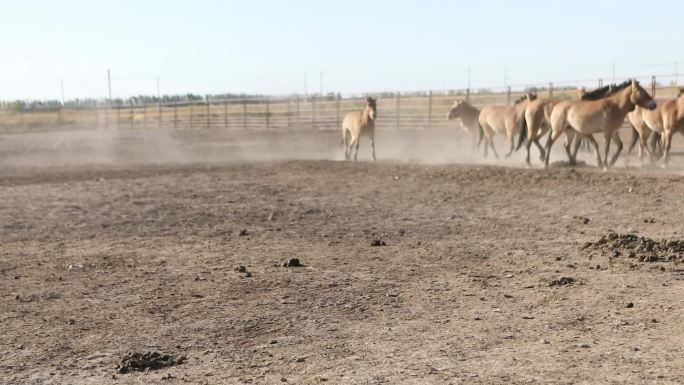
[1,0,682,100]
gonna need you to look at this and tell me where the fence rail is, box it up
[0,77,681,134]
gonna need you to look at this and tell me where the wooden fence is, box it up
[1,80,681,134]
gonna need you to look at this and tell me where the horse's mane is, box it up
[581,80,633,100]
[514,93,536,105]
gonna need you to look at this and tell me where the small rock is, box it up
[370,239,387,247]
[67,319,76,325]
[549,277,575,286]
[235,265,247,273]
[540,339,550,344]
[578,343,591,349]
[293,356,306,363]
[239,229,249,236]
[625,302,634,308]
[68,264,84,272]
[282,258,303,268]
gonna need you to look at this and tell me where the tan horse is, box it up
[478,93,536,158]
[342,97,377,161]
[544,80,656,168]
[447,99,482,149]
[517,84,617,166]
[627,87,684,163]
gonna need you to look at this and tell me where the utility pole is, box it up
[107,69,112,100]
[319,71,323,96]
[612,62,616,83]
[676,61,679,85]
[467,66,471,90]
[60,77,65,106]
[504,66,508,89]
[156,76,160,100]
[303,72,308,95]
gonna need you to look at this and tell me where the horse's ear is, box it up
[631,79,637,89]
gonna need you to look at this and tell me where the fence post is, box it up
[223,101,228,128]
[189,102,193,129]
[206,98,211,128]
[336,93,340,127]
[296,96,300,125]
[173,103,178,129]
[651,75,657,97]
[506,86,512,106]
[396,92,401,130]
[548,82,554,98]
[427,91,433,129]
[116,107,121,129]
[598,78,603,88]
[311,96,316,129]
[465,88,470,103]
[265,98,270,129]
[158,101,162,129]
[287,97,291,127]
[242,101,247,130]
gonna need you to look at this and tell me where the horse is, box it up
[626,87,684,163]
[478,93,536,158]
[342,97,377,161]
[447,99,482,150]
[516,84,618,167]
[544,79,656,169]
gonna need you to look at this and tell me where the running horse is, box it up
[516,84,617,167]
[447,99,482,150]
[626,87,684,164]
[544,79,656,168]
[478,93,537,158]
[342,97,378,161]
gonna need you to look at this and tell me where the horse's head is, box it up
[365,97,377,120]
[526,92,537,101]
[629,79,656,110]
[447,99,465,120]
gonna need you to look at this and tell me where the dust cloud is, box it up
[0,124,677,171]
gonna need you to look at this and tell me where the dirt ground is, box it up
[1,127,683,384]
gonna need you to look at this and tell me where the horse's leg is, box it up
[661,129,674,166]
[353,135,361,161]
[348,135,357,162]
[609,131,623,167]
[602,131,612,169]
[534,126,548,162]
[544,125,565,168]
[587,135,603,167]
[489,135,500,159]
[571,134,582,162]
[343,129,350,161]
[370,131,376,162]
[505,129,515,158]
[563,129,577,165]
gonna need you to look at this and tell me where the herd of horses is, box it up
[341,80,684,169]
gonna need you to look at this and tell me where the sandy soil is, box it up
[1,127,683,384]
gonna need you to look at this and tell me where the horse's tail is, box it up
[626,124,639,156]
[516,116,528,151]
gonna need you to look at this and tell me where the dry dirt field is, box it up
[1,127,683,384]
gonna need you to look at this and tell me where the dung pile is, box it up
[116,351,186,374]
[583,232,684,263]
